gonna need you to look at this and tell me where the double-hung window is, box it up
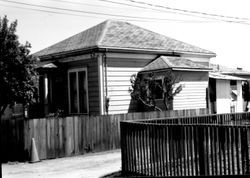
[68,68,88,114]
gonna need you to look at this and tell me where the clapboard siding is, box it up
[107,68,140,114]
[139,70,209,111]
[110,95,131,100]
[106,56,154,114]
[66,58,99,115]
[104,55,209,114]
[173,81,208,110]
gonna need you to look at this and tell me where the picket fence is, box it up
[120,112,250,176]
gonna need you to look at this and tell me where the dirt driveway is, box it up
[2,149,121,178]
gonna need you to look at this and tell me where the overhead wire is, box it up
[120,0,250,22]
[99,0,250,25]
[50,0,249,24]
[0,0,219,23]
[43,0,141,11]
[98,0,234,23]
[0,3,183,23]
[1,0,250,25]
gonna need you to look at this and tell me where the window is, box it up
[143,78,163,100]
[68,68,88,114]
[154,79,163,99]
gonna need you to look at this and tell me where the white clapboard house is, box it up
[35,20,216,116]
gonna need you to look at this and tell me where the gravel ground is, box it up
[2,149,121,178]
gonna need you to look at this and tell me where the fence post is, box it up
[120,121,126,174]
[247,127,250,174]
[198,126,205,175]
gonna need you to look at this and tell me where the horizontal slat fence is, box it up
[120,112,250,177]
[1,108,207,162]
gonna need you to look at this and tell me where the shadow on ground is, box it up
[101,171,122,177]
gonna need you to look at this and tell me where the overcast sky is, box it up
[1,0,250,70]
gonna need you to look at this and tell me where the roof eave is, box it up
[172,67,212,72]
[140,67,211,74]
[221,72,250,76]
[174,50,216,58]
[98,46,175,55]
[34,46,100,61]
[35,46,216,61]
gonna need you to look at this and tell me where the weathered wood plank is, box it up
[39,118,47,160]
[65,117,74,156]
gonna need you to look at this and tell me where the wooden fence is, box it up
[1,108,208,162]
[120,112,250,177]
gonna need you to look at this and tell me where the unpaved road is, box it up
[3,150,121,178]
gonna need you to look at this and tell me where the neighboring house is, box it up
[209,72,246,114]
[211,64,250,80]
[209,64,250,114]
[34,20,215,116]
[139,56,211,111]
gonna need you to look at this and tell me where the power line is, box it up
[0,3,216,23]
[98,0,250,25]
[98,0,233,23]
[44,0,140,11]
[0,3,175,23]
[0,4,105,19]
[121,0,250,22]
[1,0,250,25]
[0,0,219,23]
[47,0,221,22]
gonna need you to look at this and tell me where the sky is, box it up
[1,0,250,70]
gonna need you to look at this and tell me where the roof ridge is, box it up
[96,20,111,46]
[160,56,173,68]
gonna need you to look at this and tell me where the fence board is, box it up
[39,119,47,159]
[121,112,250,177]
[2,108,210,162]
[58,117,64,157]
[65,117,74,156]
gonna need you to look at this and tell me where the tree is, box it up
[129,70,182,111]
[0,15,38,118]
[242,81,250,111]
[162,70,183,110]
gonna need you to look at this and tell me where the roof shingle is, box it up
[34,20,215,57]
[140,56,211,72]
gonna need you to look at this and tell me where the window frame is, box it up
[68,68,89,114]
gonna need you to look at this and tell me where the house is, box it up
[34,20,216,116]
[212,64,250,80]
[138,56,211,111]
[209,64,250,113]
[209,72,246,114]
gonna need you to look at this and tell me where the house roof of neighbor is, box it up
[34,20,215,59]
[211,63,250,76]
[140,56,211,72]
[209,72,247,81]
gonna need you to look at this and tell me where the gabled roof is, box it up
[34,20,215,58]
[140,56,211,72]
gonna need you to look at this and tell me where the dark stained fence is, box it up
[1,114,25,162]
[120,112,250,176]
[1,108,207,162]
